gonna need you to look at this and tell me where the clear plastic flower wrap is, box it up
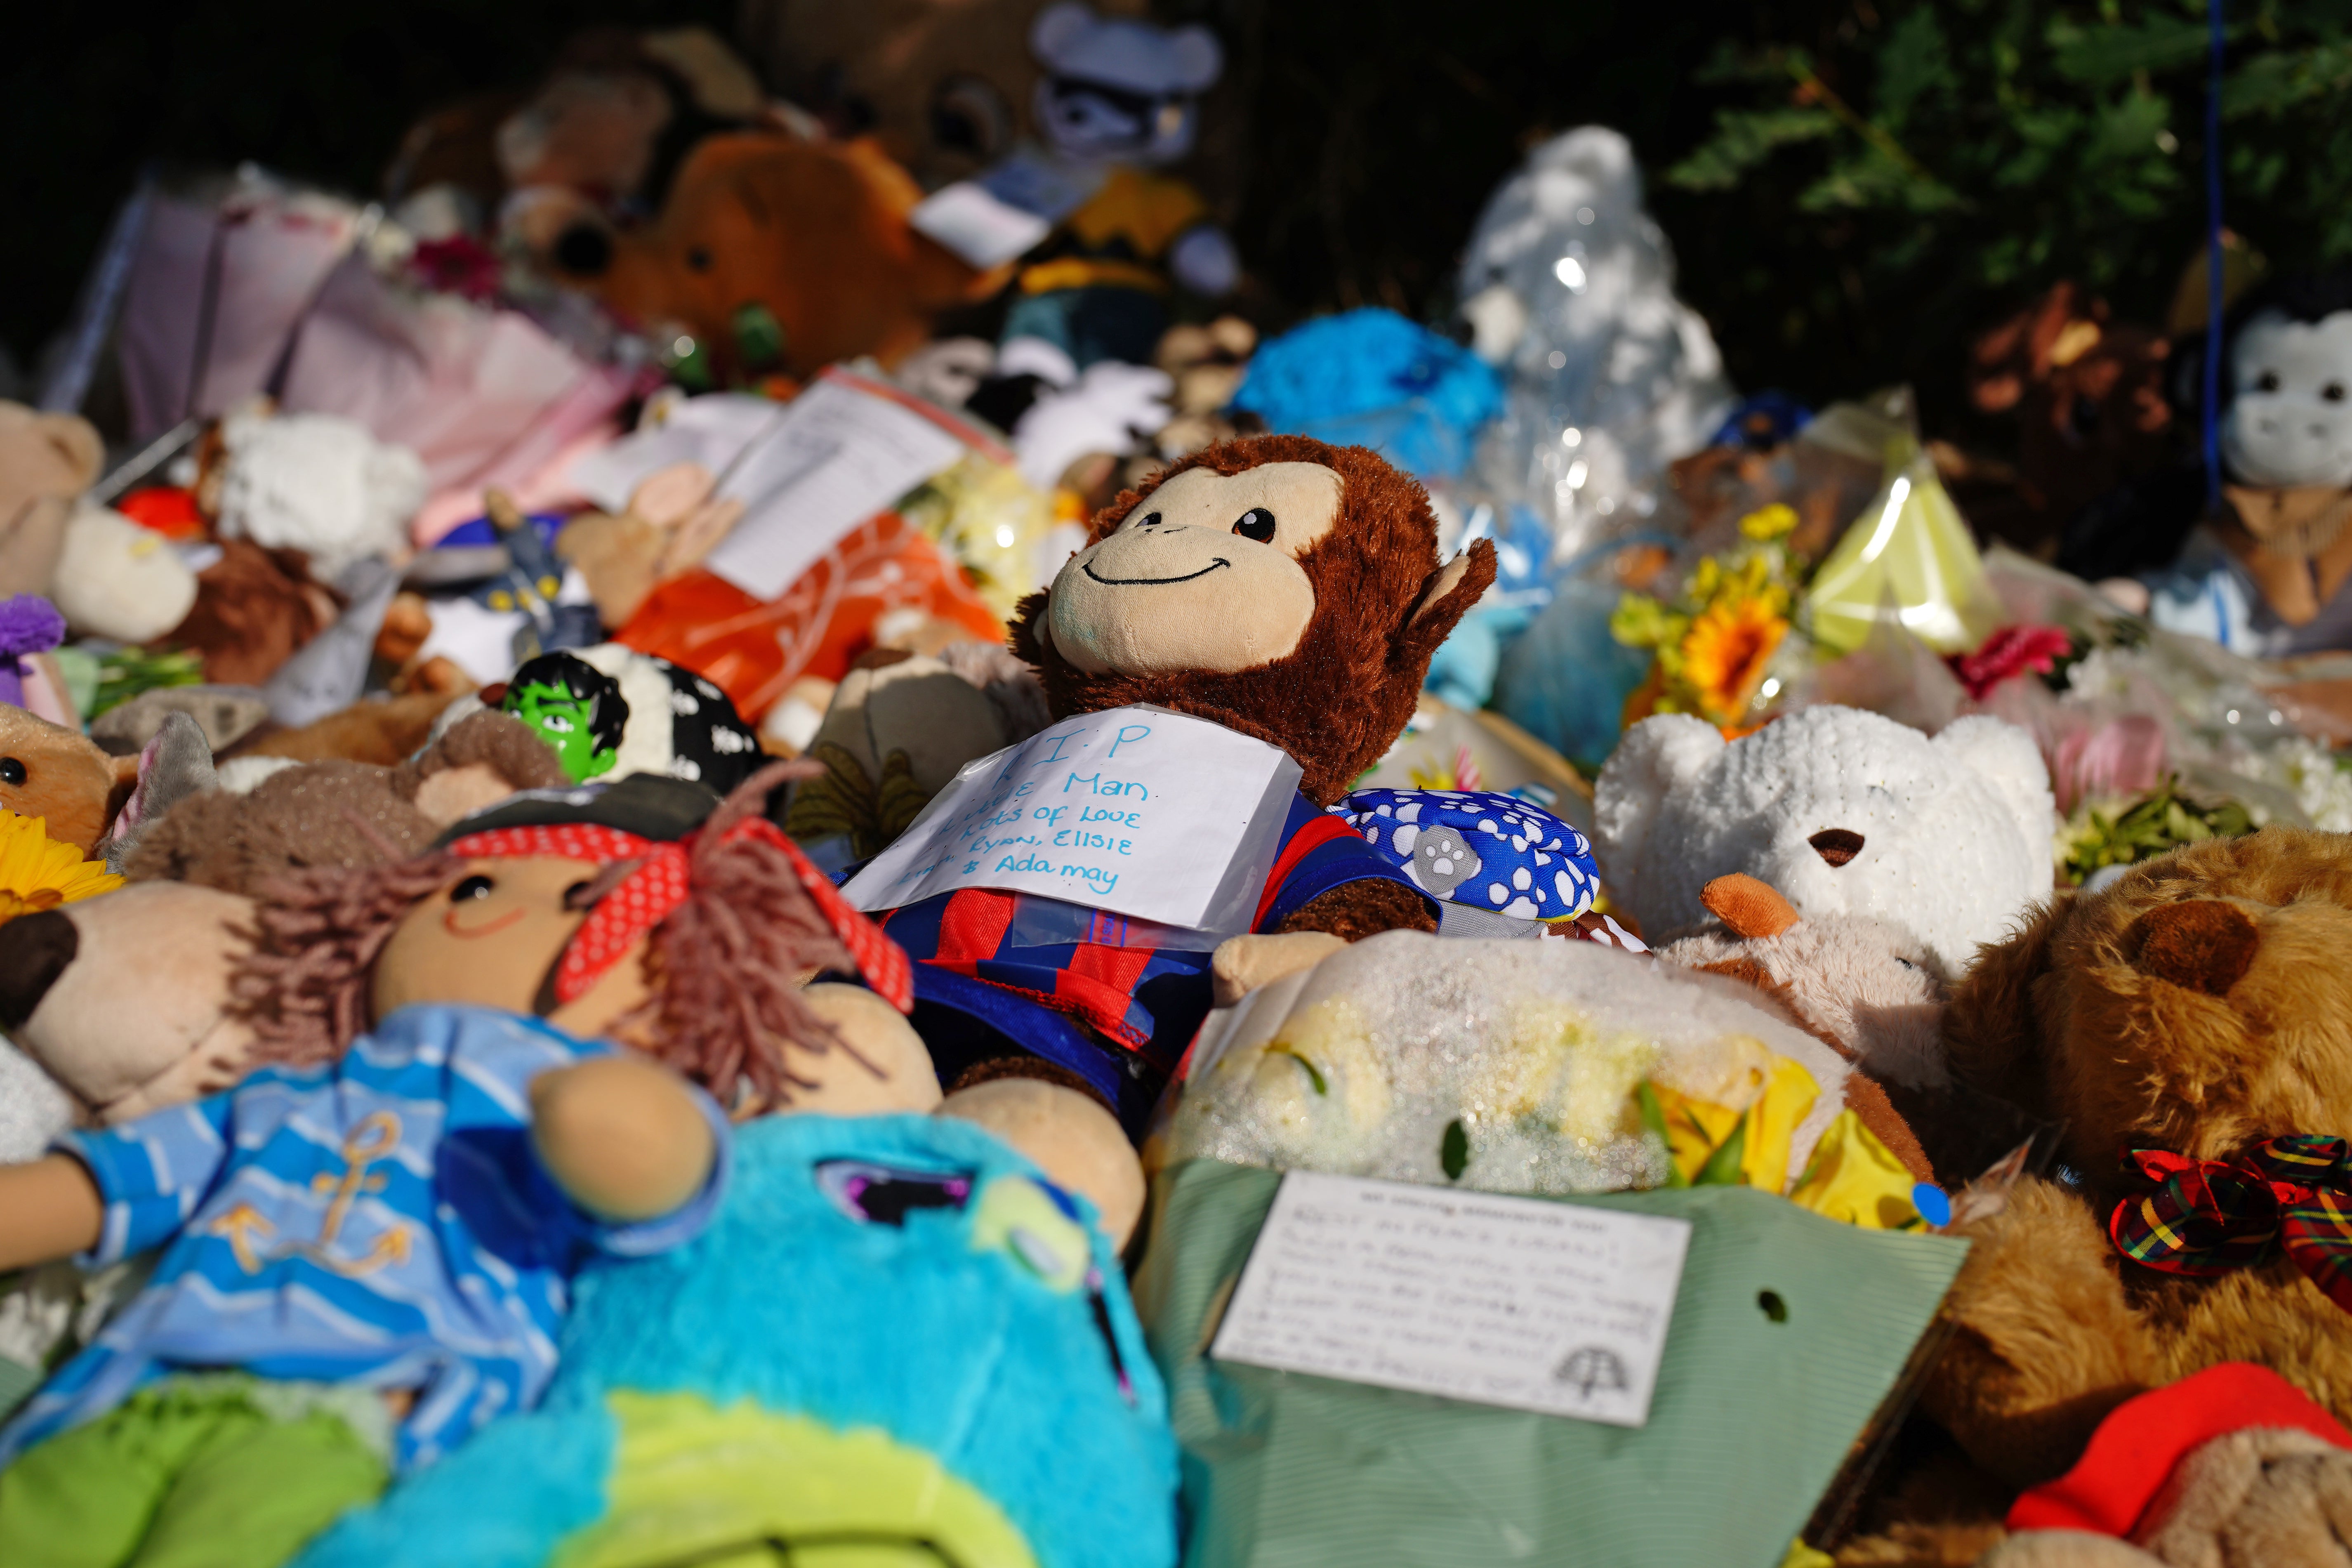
[1454,127,1735,563]
[1163,931,1851,1199]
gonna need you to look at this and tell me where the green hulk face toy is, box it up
[500,652,627,783]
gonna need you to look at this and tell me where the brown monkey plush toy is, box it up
[861,434,1497,1132]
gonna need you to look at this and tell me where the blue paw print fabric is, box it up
[1332,790,1596,922]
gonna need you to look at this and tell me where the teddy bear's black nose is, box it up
[0,909,77,1032]
[1809,828,1864,867]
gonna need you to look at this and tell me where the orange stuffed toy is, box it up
[552,133,1006,383]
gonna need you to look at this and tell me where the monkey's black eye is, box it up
[685,246,713,273]
[2327,383,2347,403]
[2258,370,2283,393]
[1233,508,1277,542]
[0,757,22,786]
[451,875,496,902]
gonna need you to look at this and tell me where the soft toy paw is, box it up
[1596,705,2055,972]
[781,649,1018,858]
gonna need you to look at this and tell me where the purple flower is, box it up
[0,594,67,659]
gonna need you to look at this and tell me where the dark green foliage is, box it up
[1666,2,2352,428]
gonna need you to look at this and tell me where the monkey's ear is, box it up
[1008,588,1053,666]
[1392,539,1497,672]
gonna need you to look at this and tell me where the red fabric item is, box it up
[2007,1363,2352,1537]
[1251,812,1357,929]
[115,486,207,540]
[445,817,911,1013]
[933,889,1019,974]
[614,511,1004,722]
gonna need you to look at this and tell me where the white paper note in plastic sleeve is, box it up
[1211,1172,1692,1427]
[839,705,1301,934]
[698,373,971,599]
[910,182,1055,270]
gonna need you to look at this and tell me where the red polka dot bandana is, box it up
[443,818,912,1013]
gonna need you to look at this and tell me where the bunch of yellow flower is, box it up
[1610,505,1804,734]
[0,811,123,921]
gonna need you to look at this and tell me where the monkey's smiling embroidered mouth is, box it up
[1082,558,1230,586]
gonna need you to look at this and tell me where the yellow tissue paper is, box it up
[1804,436,2005,656]
[1790,1109,1925,1231]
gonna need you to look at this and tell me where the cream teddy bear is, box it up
[1595,705,2055,974]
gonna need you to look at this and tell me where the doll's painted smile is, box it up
[443,906,530,939]
[1082,557,1229,586]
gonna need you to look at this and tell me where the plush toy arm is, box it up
[1211,930,1346,1007]
[529,1056,717,1223]
[1919,1176,2159,1488]
[1278,878,1438,942]
[0,1154,105,1272]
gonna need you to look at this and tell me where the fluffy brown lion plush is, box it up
[1917,828,2352,1493]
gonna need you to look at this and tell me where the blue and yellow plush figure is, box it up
[294,1113,1177,1568]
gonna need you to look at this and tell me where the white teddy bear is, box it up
[1594,705,2055,973]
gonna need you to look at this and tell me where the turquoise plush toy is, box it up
[294,1113,1176,1568]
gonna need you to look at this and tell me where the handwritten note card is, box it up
[566,373,982,601]
[839,705,1300,933]
[1211,1172,1693,1427]
[700,372,972,599]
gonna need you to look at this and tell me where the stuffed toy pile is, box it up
[12,10,2352,1568]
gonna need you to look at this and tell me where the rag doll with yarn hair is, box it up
[232,764,931,1114]
[0,766,927,1568]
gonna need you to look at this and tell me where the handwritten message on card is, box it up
[1211,1172,1692,1427]
[838,705,1300,932]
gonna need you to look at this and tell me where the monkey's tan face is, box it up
[1043,462,1343,677]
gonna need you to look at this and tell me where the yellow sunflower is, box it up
[1679,598,1788,727]
[0,811,124,921]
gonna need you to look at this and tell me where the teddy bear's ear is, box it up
[37,412,103,493]
[1029,3,1095,68]
[1007,588,1053,668]
[1165,25,1224,91]
[1934,716,2057,856]
[1594,714,1725,897]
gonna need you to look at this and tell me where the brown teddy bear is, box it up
[548,132,1004,382]
[1917,826,2352,1499]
